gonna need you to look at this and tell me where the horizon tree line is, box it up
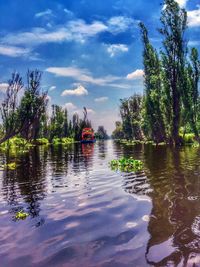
[0,70,109,144]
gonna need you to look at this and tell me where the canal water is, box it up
[0,140,200,266]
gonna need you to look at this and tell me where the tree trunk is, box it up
[172,88,180,146]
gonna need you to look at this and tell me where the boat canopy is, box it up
[82,128,94,140]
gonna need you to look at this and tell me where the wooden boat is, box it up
[81,128,96,143]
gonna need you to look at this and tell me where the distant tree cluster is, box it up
[95,126,109,140]
[113,0,200,145]
[0,70,93,144]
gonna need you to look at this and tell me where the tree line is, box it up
[112,0,200,145]
[0,70,102,144]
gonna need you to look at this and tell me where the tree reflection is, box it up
[1,146,48,225]
[144,146,200,266]
[114,143,200,265]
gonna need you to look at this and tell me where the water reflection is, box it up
[145,146,200,266]
[0,141,200,266]
[1,147,47,225]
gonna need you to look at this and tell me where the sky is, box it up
[0,0,199,134]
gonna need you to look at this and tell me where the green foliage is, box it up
[34,138,49,145]
[119,95,144,141]
[110,157,143,172]
[0,162,17,170]
[139,22,166,143]
[15,210,29,220]
[52,137,74,145]
[95,126,109,140]
[114,0,200,146]
[179,133,195,144]
[0,137,33,153]
[112,121,124,139]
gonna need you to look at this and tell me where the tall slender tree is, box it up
[140,22,166,143]
[160,0,187,145]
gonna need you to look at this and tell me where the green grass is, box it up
[110,157,143,172]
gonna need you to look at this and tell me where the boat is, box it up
[81,128,96,143]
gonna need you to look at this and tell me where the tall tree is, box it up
[120,98,133,140]
[160,0,187,145]
[0,70,47,144]
[112,121,124,139]
[140,22,166,143]
[120,95,144,140]
[63,108,69,137]
[0,73,23,143]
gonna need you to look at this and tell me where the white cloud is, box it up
[35,9,53,18]
[1,20,107,46]
[86,108,95,114]
[61,85,88,96]
[0,45,31,57]
[107,16,137,34]
[64,8,73,16]
[63,102,77,110]
[0,83,8,93]
[106,44,128,57]
[95,96,109,102]
[49,85,56,91]
[46,67,120,86]
[175,0,188,7]
[188,40,200,46]
[0,15,136,48]
[188,7,200,27]
[107,83,133,89]
[126,69,144,80]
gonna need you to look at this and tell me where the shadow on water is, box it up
[0,141,200,266]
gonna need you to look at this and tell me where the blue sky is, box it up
[0,0,199,133]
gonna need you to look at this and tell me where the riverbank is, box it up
[0,136,75,154]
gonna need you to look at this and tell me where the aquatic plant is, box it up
[0,137,33,154]
[114,139,154,146]
[0,162,17,170]
[110,157,143,172]
[52,137,74,145]
[15,210,29,220]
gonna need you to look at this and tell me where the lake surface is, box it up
[0,140,200,267]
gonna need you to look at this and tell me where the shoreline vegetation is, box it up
[0,0,200,151]
[112,0,200,147]
[0,70,108,152]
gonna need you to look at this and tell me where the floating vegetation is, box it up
[114,139,154,146]
[52,137,74,145]
[0,137,33,155]
[0,162,17,170]
[110,157,143,172]
[15,210,29,220]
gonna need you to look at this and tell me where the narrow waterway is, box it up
[0,140,200,266]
